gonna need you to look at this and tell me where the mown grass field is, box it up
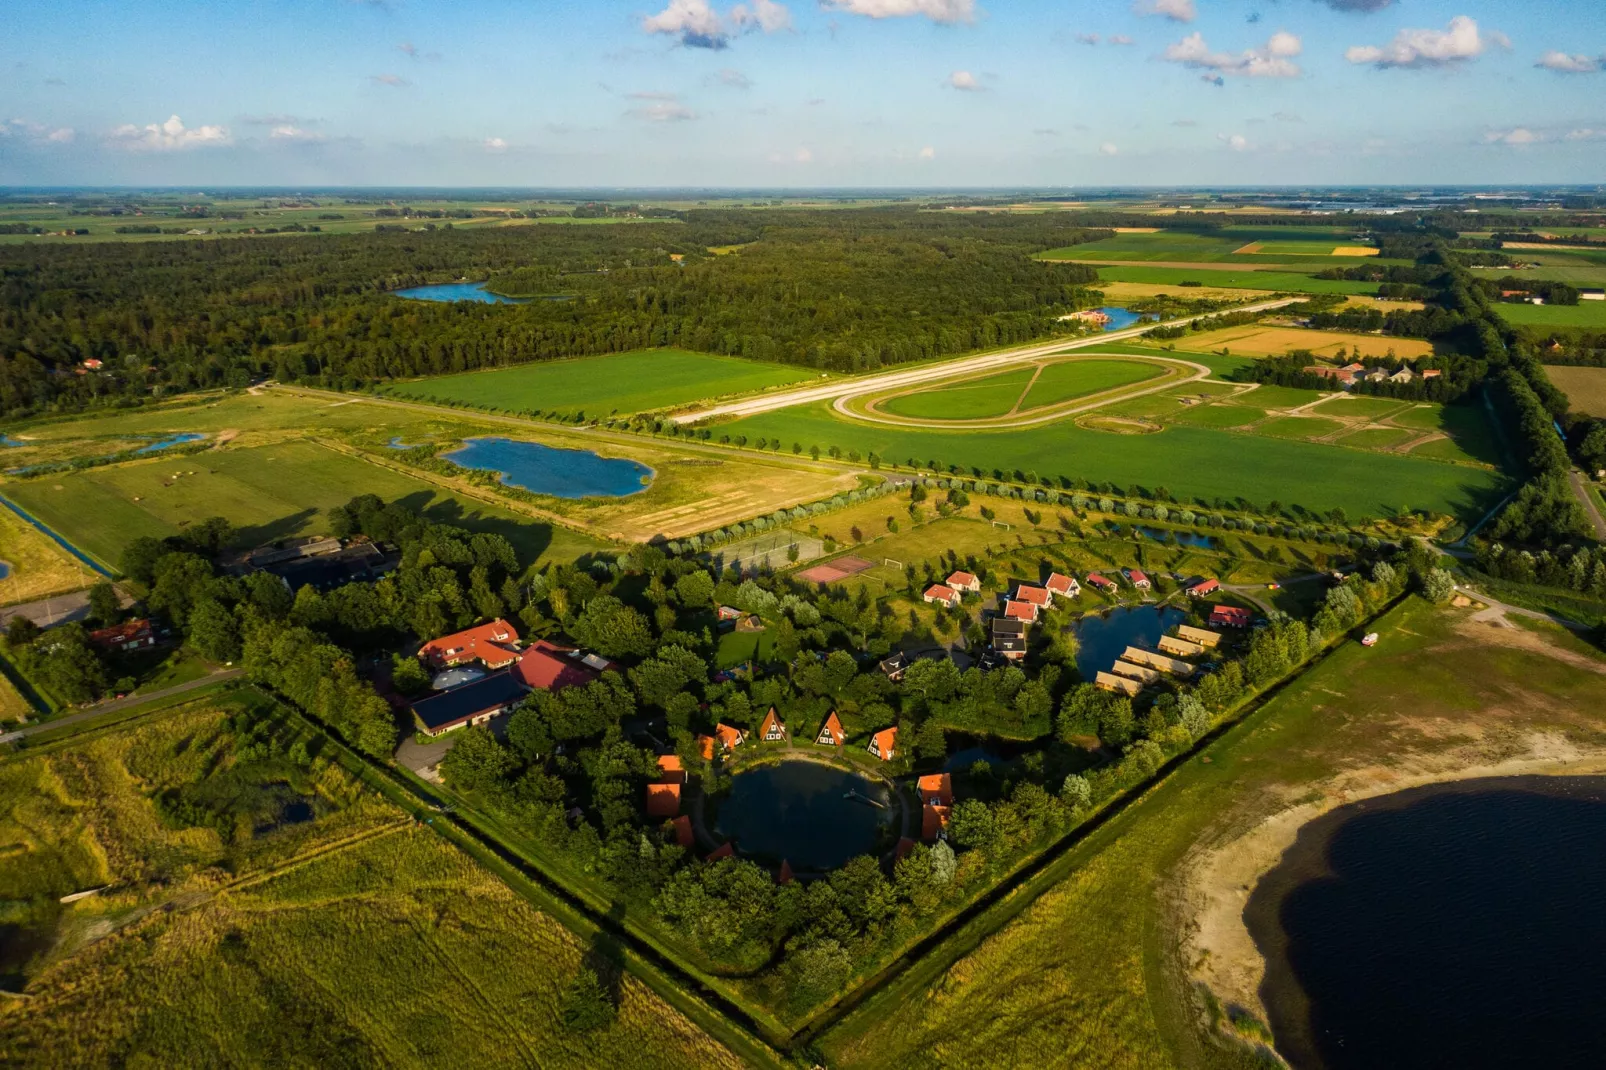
[818,599,1606,1068]
[879,359,1163,421]
[1542,365,1606,418]
[1497,302,1606,330]
[0,500,96,604]
[730,401,1509,521]
[382,348,819,417]
[0,700,744,1069]
[1095,267,1377,295]
[4,439,602,570]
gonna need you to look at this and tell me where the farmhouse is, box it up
[1121,646,1193,675]
[1085,573,1118,593]
[759,706,787,742]
[1095,672,1142,696]
[1159,635,1207,658]
[868,726,897,761]
[88,618,156,653]
[1176,625,1223,648]
[1004,600,1039,623]
[1581,289,1605,301]
[1014,585,1052,609]
[1211,605,1253,628]
[1421,368,1442,379]
[917,773,954,808]
[879,652,909,681]
[1186,578,1220,598]
[418,619,520,671]
[1045,573,1080,599]
[923,583,960,608]
[715,723,747,752]
[1388,368,1415,385]
[410,671,528,737]
[946,570,980,593]
[817,710,846,746]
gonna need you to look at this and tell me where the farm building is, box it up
[715,723,747,752]
[1045,573,1080,598]
[410,671,528,737]
[759,707,787,742]
[923,583,960,608]
[1004,600,1039,623]
[1085,573,1118,593]
[1111,660,1162,685]
[1421,368,1442,379]
[1095,672,1142,696]
[1581,288,1604,301]
[431,666,486,690]
[1159,635,1207,658]
[716,605,742,622]
[88,618,156,653]
[946,570,980,593]
[1185,578,1221,598]
[817,710,846,746]
[1015,585,1052,608]
[418,619,520,671]
[1211,605,1253,628]
[868,726,897,761]
[918,773,954,808]
[879,652,909,681]
[1122,646,1193,675]
[1176,625,1223,648]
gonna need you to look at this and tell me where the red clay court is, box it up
[796,555,875,584]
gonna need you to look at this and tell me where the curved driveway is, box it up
[673,297,1298,425]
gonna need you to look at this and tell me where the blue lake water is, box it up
[443,437,652,499]
[134,432,207,454]
[714,760,893,871]
[1072,603,1188,680]
[0,561,9,579]
[0,435,24,448]
[388,436,424,450]
[1097,306,1144,331]
[392,282,526,304]
[1137,525,1214,549]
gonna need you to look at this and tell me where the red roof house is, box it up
[1045,573,1079,598]
[868,726,897,761]
[917,773,954,808]
[670,815,694,848]
[1128,569,1151,590]
[697,735,716,761]
[1015,585,1051,608]
[1186,578,1221,598]
[418,619,520,670]
[88,618,156,652]
[921,804,951,841]
[1210,605,1253,628]
[646,781,681,819]
[657,754,686,784]
[946,570,980,593]
[512,639,597,692]
[759,706,787,742]
[816,711,845,747]
[715,722,747,752]
[1085,573,1117,592]
[923,583,959,607]
[1004,600,1039,623]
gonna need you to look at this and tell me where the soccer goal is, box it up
[883,558,904,570]
[991,520,1012,531]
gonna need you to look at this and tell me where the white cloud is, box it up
[1566,128,1606,142]
[269,125,324,143]
[731,0,792,32]
[1164,30,1302,78]
[371,73,408,86]
[1345,16,1494,69]
[628,97,697,121]
[1133,0,1195,23]
[1108,34,1134,45]
[484,136,508,152]
[1075,32,1099,45]
[1099,142,1118,156]
[2,119,75,144]
[822,0,975,24]
[948,70,982,90]
[919,145,936,159]
[1219,132,1250,151]
[1484,127,1540,146]
[768,146,814,162]
[1536,51,1603,74]
[713,67,752,88]
[795,147,812,162]
[107,114,230,151]
[644,0,729,48]
[47,126,75,143]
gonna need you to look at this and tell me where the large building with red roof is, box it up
[417,619,520,670]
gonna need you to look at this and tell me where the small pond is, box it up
[1071,603,1188,680]
[1136,525,1213,549]
[392,281,527,304]
[1246,776,1606,1070]
[714,760,894,871]
[0,561,10,580]
[134,432,207,454]
[443,437,652,498]
[1096,306,1144,331]
[0,434,24,447]
[388,436,424,450]
[943,731,1030,773]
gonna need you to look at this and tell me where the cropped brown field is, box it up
[1543,365,1606,418]
[1183,324,1435,361]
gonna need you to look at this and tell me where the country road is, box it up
[672,297,1299,424]
[1569,469,1606,541]
[0,668,245,745]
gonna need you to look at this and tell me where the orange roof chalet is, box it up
[921,803,951,841]
[1045,573,1079,597]
[759,707,787,742]
[946,570,980,592]
[923,583,959,607]
[707,842,735,861]
[1004,600,1038,623]
[715,722,747,751]
[646,781,681,819]
[868,726,897,761]
[657,754,686,784]
[816,711,845,746]
[671,815,694,848]
[418,618,520,670]
[917,773,954,808]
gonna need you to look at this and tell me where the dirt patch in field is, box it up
[1330,246,1380,257]
[1112,227,1162,234]
[1231,242,1265,255]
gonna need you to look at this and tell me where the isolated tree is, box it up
[88,581,122,627]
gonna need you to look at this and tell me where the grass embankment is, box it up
[0,500,95,604]
[726,402,1509,523]
[0,694,750,1069]
[819,598,1606,1067]
[380,348,820,417]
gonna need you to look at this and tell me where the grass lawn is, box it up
[1497,302,1606,331]
[726,401,1511,522]
[818,598,1606,1068]
[1308,395,1412,421]
[716,629,774,669]
[0,668,31,723]
[4,441,602,571]
[1094,266,1379,295]
[1239,385,1331,410]
[382,348,818,417]
[880,368,1037,420]
[1253,416,1345,440]
[1018,359,1164,411]
[1334,426,1419,450]
[0,700,745,1069]
[0,500,97,603]
[1172,404,1266,428]
[1390,404,1507,467]
[1542,365,1606,417]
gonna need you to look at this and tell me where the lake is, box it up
[442,436,652,498]
[1246,777,1606,1069]
[1096,306,1144,331]
[1071,603,1188,680]
[1136,525,1213,549]
[714,760,894,871]
[392,281,527,304]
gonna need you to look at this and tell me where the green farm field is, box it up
[1496,301,1606,330]
[879,359,1163,421]
[1095,266,1377,295]
[1039,227,1390,266]
[1543,365,1606,417]
[3,440,603,571]
[817,599,1606,1067]
[728,402,1509,520]
[382,348,820,417]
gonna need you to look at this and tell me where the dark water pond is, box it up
[0,561,9,580]
[1071,603,1187,680]
[0,434,23,447]
[714,760,894,870]
[943,732,1031,773]
[393,281,527,304]
[1247,777,1606,1070]
[134,432,207,454]
[443,437,652,498]
[1137,525,1213,549]
[1096,306,1144,331]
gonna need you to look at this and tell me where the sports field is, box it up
[817,599,1606,1067]
[1543,365,1606,417]
[724,401,1509,521]
[382,349,819,417]
[1497,301,1606,330]
[877,359,1164,421]
[3,440,604,570]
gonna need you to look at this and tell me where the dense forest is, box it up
[0,210,1113,418]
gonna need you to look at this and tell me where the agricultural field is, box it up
[1496,301,1606,331]
[0,670,32,724]
[0,698,744,1069]
[876,359,1164,422]
[0,501,97,604]
[818,598,1606,1067]
[1543,365,1606,418]
[724,400,1510,522]
[380,349,820,417]
[1095,266,1378,295]
[1169,324,1436,361]
[1094,281,1264,305]
[1038,227,1391,267]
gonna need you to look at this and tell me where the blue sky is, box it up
[2,0,1603,187]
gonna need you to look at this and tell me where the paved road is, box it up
[1,585,136,630]
[1569,469,1606,541]
[673,297,1299,424]
[0,668,245,745]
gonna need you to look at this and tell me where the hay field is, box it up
[818,599,1606,1068]
[1095,266,1378,295]
[0,501,96,603]
[1182,324,1435,361]
[1543,365,1606,417]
